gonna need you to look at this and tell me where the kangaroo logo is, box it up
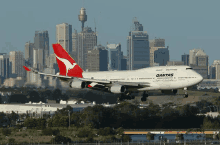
[56,56,77,76]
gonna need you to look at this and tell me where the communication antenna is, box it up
[94,18,96,33]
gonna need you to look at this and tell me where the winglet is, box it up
[23,66,31,71]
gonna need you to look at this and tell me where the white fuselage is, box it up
[81,66,203,91]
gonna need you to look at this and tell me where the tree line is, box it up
[1,99,220,143]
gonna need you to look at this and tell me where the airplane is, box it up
[23,44,204,102]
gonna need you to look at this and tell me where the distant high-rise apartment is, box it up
[72,29,78,52]
[149,38,165,47]
[33,48,44,71]
[107,43,123,71]
[0,53,10,83]
[127,18,150,70]
[154,48,169,66]
[132,17,143,31]
[121,56,127,70]
[9,51,25,77]
[167,61,184,66]
[86,45,108,72]
[71,29,78,62]
[189,48,202,65]
[209,60,220,79]
[149,38,166,67]
[181,54,189,66]
[25,41,34,67]
[77,27,97,70]
[209,65,216,79]
[189,48,208,79]
[56,23,72,52]
[34,31,49,67]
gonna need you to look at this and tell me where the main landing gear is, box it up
[117,92,135,102]
[141,91,148,102]
[184,87,188,98]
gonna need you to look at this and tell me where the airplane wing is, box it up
[23,66,151,89]
[23,66,72,79]
[79,78,151,88]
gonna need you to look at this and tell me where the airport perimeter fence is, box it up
[124,128,220,131]
[2,141,220,145]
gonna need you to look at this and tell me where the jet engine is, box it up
[109,85,126,93]
[69,80,86,89]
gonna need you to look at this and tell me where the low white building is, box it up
[197,112,220,118]
[0,104,61,115]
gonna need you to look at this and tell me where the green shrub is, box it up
[2,128,11,136]
[22,133,27,138]
[146,132,155,140]
[8,138,15,143]
[97,127,115,136]
[122,135,132,142]
[53,135,71,144]
[86,134,94,143]
[42,128,60,136]
[76,128,91,138]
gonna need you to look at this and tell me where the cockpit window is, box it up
[186,68,192,70]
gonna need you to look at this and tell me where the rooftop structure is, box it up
[78,7,87,31]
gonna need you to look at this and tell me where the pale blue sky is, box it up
[0,0,219,65]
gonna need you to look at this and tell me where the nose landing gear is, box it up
[141,91,148,101]
[184,87,188,98]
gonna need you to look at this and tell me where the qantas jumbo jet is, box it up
[23,44,203,101]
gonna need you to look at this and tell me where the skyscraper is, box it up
[189,48,209,79]
[72,29,78,52]
[77,27,97,70]
[71,29,78,62]
[33,48,44,71]
[209,60,220,79]
[149,38,166,67]
[121,56,127,70]
[107,43,123,71]
[167,61,184,66]
[189,48,201,65]
[127,18,150,70]
[25,41,34,67]
[86,45,108,72]
[0,53,10,83]
[154,48,169,66]
[56,23,72,52]
[181,54,189,66]
[34,31,49,67]
[9,51,25,77]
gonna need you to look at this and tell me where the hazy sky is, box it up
[0,0,219,65]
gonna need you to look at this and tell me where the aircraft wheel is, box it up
[173,89,177,94]
[127,95,132,100]
[117,96,124,101]
[143,93,148,98]
[141,97,146,102]
[184,94,188,98]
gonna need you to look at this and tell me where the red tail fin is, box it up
[52,44,83,78]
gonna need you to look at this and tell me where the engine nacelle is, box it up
[69,80,86,89]
[109,85,126,93]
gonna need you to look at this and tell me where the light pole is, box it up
[29,136,32,145]
[213,106,217,112]
[68,110,70,129]
[52,135,54,145]
[6,136,8,144]
[208,106,211,112]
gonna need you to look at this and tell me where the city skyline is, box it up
[0,0,220,65]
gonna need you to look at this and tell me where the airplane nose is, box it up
[198,74,203,83]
